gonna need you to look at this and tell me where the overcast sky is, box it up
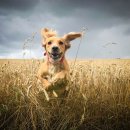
[0,0,130,59]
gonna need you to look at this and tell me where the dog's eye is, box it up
[48,41,52,45]
[59,41,64,45]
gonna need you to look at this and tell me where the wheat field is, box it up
[0,59,130,130]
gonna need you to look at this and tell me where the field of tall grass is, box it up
[0,59,130,130]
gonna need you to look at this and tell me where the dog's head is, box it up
[41,28,82,62]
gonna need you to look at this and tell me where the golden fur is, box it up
[37,28,82,97]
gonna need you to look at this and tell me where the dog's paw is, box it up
[44,82,51,90]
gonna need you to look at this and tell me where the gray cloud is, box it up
[0,0,130,59]
[37,0,130,19]
[0,0,39,10]
[1,0,130,18]
[124,28,130,35]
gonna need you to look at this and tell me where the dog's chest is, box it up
[48,64,63,77]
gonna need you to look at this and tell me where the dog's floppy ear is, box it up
[63,32,82,49]
[41,28,57,47]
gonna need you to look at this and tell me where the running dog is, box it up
[37,28,82,97]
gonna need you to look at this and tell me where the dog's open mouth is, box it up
[48,52,62,60]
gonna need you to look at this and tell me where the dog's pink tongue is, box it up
[52,51,59,55]
[53,53,57,56]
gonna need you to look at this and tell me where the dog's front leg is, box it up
[38,75,51,89]
[47,71,68,91]
[52,70,68,83]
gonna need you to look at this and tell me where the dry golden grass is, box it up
[0,59,130,130]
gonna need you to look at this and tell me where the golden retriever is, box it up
[37,28,82,97]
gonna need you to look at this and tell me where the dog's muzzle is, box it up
[48,46,62,60]
[48,52,62,60]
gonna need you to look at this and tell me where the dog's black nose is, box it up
[52,46,59,51]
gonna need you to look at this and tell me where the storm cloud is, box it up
[0,0,130,59]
